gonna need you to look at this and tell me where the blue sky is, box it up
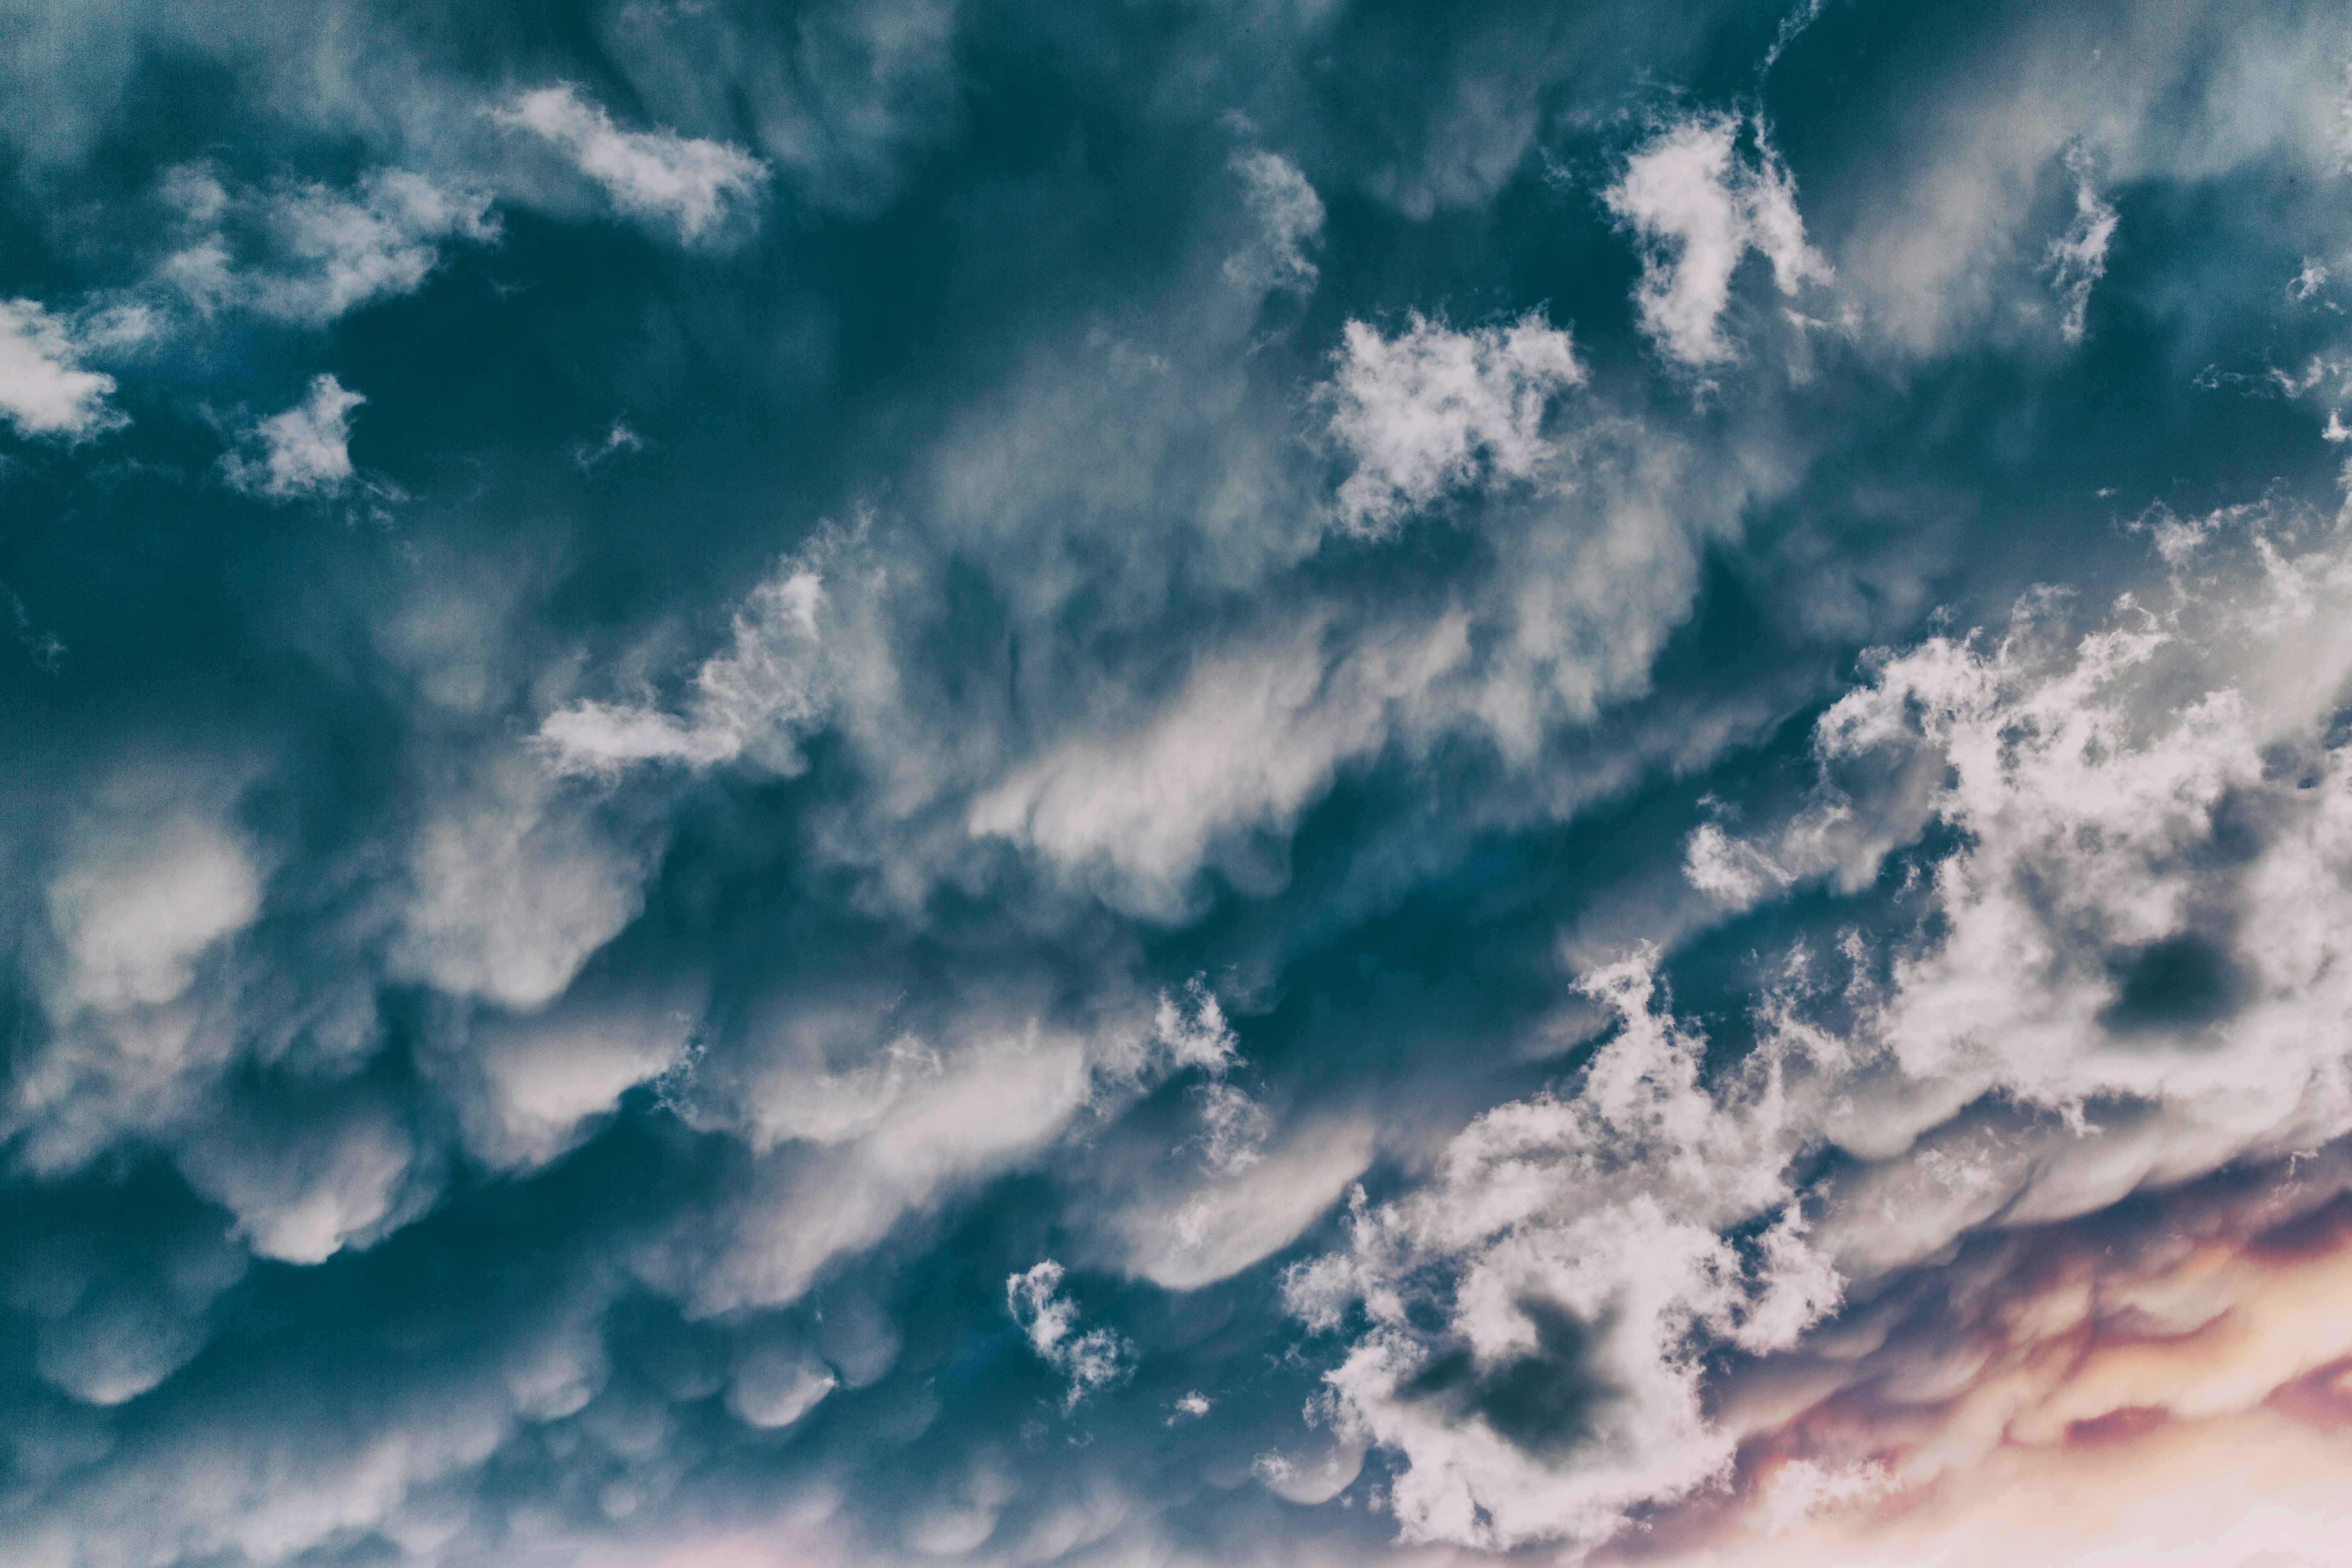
[6,2,2352,1565]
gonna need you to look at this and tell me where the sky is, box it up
[4,1,2352,1565]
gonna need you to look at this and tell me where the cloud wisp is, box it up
[496,84,770,250]
[1605,113,1831,369]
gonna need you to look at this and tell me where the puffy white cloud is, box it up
[1605,114,1829,368]
[684,1021,1102,1314]
[1285,955,1836,1552]
[1152,977,1239,1075]
[459,989,700,1170]
[2045,146,2118,345]
[177,1098,426,1265]
[221,374,366,501]
[1007,1259,1135,1409]
[1224,149,1324,295]
[161,164,497,328]
[1325,311,1584,535]
[0,299,124,442]
[1294,514,2352,1553]
[497,84,769,249]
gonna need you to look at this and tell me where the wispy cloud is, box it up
[160,164,498,328]
[495,84,769,249]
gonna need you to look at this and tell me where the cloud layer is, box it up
[4,4,2352,1568]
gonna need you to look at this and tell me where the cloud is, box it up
[1117,1120,1373,1291]
[1629,1168,2352,1568]
[537,554,838,779]
[390,749,668,1011]
[969,615,1471,916]
[2045,146,2118,345]
[1285,955,1836,1552]
[1007,1260,1135,1409]
[1605,114,1830,368]
[574,417,646,472]
[45,814,262,1016]
[175,1094,428,1265]
[9,7,2352,1568]
[497,84,770,249]
[1290,512,2352,1552]
[1224,149,1325,295]
[221,374,366,501]
[726,1342,837,1430]
[0,299,124,442]
[161,164,498,328]
[1324,311,1585,535]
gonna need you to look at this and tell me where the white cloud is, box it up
[390,751,665,1011]
[0,298,124,442]
[46,815,261,1015]
[222,374,365,501]
[726,1344,837,1430]
[1325,311,1584,535]
[162,165,498,328]
[1605,114,1830,368]
[1007,1259,1135,1409]
[2046,146,2118,345]
[1123,1121,1373,1291]
[1152,976,1238,1074]
[177,1100,424,1265]
[1293,514,2352,1553]
[497,84,770,249]
[1682,819,1793,905]
[970,615,1470,917]
[539,562,835,779]
[1761,0,1828,73]
[687,1022,1101,1315]
[460,990,699,1170]
[1285,954,1836,1552]
[1224,149,1324,294]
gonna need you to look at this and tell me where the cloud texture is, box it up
[4,3,2352,1568]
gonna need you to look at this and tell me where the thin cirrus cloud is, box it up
[494,83,771,249]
